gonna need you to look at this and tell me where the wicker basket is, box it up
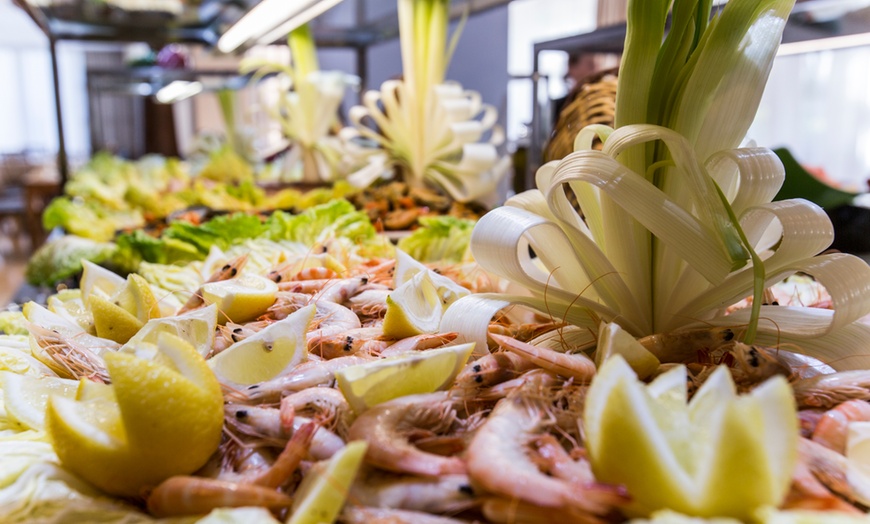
[545,68,618,163]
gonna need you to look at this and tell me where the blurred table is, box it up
[23,166,62,249]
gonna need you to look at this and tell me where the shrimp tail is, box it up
[146,476,293,518]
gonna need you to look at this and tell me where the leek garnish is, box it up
[341,0,509,204]
[443,0,870,369]
[240,24,351,183]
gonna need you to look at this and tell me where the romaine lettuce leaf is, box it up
[25,236,118,286]
[397,215,475,263]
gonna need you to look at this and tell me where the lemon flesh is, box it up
[595,321,660,379]
[209,304,314,387]
[287,440,368,524]
[124,274,162,323]
[383,271,444,339]
[47,289,94,334]
[394,249,470,305]
[336,343,474,414]
[46,332,224,496]
[200,274,278,324]
[80,260,125,307]
[0,371,78,431]
[123,304,217,358]
[584,355,797,520]
[89,295,144,344]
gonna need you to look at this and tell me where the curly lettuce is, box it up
[397,216,474,263]
[25,236,118,286]
[266,199,377,246]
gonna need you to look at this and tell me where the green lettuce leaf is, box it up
[266,199,377,246]
[166,213,268,254]
[397,215,474,263]
[25,236,118,286]
[0,312,27,336]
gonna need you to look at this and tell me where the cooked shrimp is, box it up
[237,356,373,403]
[379,332,459,357]
[146,476,292,518]
[797,437,870,507]
[799,410,825,439]
[792,371,870,410]
[224,405,345,460]
[638,327,736,363]
[348,392,466,477]
[280,388,354,439]
[531,434,595,487]
[785,455,865,515]
[179,254,248,313]
[727,343,792,386]
[307,301,362,340]
[269,264,338,284]
[472,369,561,403]
[341,506,470,524]
[492,334,597,383]
[277,279,333,293]
[308,327,389,359]
[28,324,111,383]
[348,289,391,319]
[312,277,368,304]
[811,399,870,454]
[482,497,607,524]
[350,258,395,286]
[466,394,627,516]
[250,421,317,488]
[213,321,271,356]
[349,472,476,514]
[453,351,537,393]
[488,322,565,345]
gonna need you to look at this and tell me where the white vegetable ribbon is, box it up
[442,124,870,369]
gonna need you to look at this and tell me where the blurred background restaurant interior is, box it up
[3,0,870,305]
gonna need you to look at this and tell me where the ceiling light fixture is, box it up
[256,0,344,45]
[155,80,204,103]
[777,31,870,56]
[217,0,345,54]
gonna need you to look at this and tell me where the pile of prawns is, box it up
[35,251,870,523]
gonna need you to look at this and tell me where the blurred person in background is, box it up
[552,52,598,125]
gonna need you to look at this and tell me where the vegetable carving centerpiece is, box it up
[442,0,870,519]
[242,25,351,183]
[342,0,510,204]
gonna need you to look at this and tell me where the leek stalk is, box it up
[443,0,870,370]
[342,0,509,204]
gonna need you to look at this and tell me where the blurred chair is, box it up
[23,164,62,250]
[0,164,27,257]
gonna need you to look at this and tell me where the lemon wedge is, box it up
[336,343,474,414]
[75,378,115,402]
[755,507,870,524]
[383,271,444,339]
[201,274,278,324]
[46,332,224,496]
[584,356,797,520]
[0,371,78,431]
[209,304,314,387]
[89,295,144,344]
[80,260,125,307]
[846,421,870,477]
[47,289,94,333]
[123,305,218,359]
[395,249,470,305]
[595,321,660,379]
[287,440,368,524]
[23,301,85,338]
